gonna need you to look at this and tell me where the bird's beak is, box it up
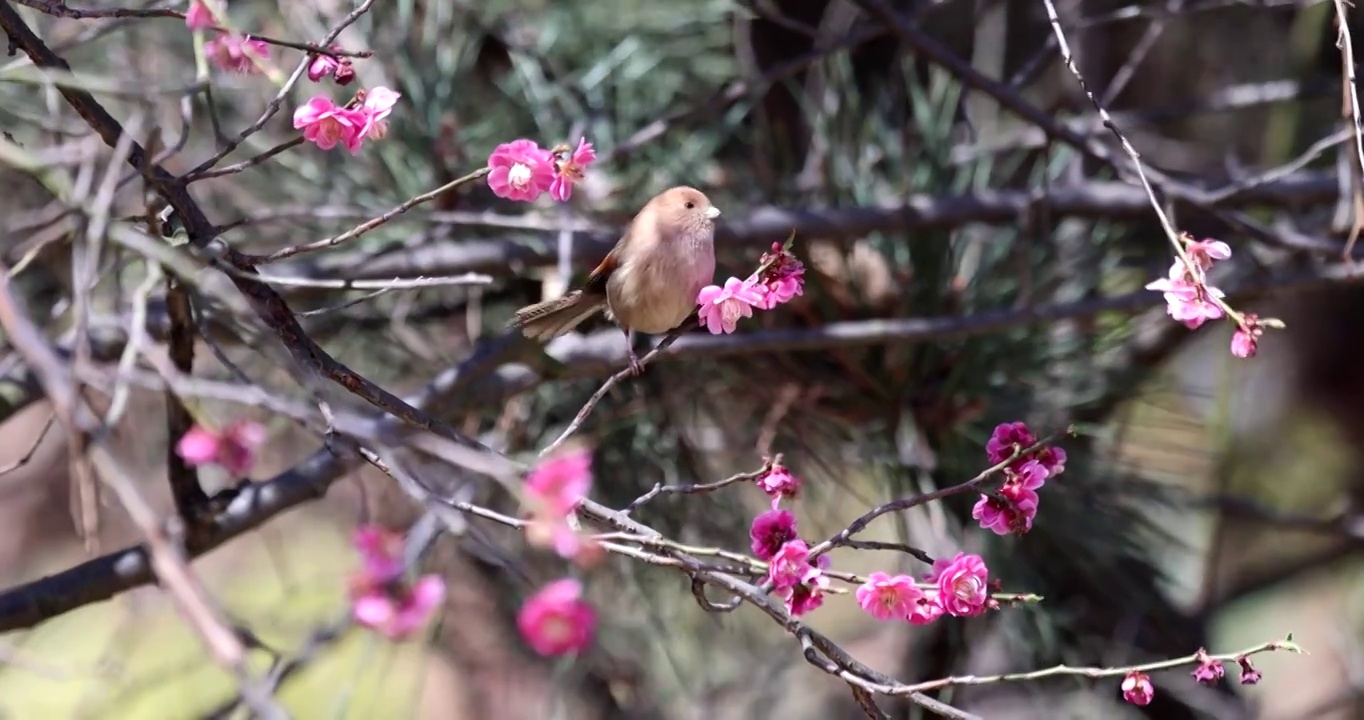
[705,206,721,220]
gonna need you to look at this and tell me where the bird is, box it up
[511,186,720,375]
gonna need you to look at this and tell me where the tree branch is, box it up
[271,172,1344,281]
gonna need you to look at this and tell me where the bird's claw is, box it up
[627,352,645,377]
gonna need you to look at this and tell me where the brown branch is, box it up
[272,171,1345,281]
[164,276,207,520]
[0,329,537,632]
[12,0,178,20]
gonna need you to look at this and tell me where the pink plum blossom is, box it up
[750,509,798,560]
[906,593,945,625]
[1236,656,1261,685]
[767,539,818,590]
[1146,261,1225,329]
[758,275,805,309]
[204,34,268,75]
[357,86,400,142]
[516,578,596,656]
[184,1,217,30]
[1231,313,1264,358]
[1185,237,1231,275]
[487,139,556,202]
[523,448,593,561]
[525,448,592,516]
[349,526,446,639]
[549,137,596,202]
[1122,670,1154,706]
[293,96,366,152]
[176,419,266,476]
[855,572,922,621]
[697,276,766,334]
[930,552,990,617]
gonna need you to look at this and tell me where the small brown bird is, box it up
[512,186,720,374]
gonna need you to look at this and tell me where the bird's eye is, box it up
[685,201,695,209]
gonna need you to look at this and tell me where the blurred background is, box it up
[1,0,1363,718]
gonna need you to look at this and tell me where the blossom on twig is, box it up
[176,419,266,476]
[349,526,446,639]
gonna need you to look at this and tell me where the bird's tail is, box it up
[511,291,606,341]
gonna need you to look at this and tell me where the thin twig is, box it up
[807,430,1073,559]
[0,260,288,720]
[248,167,493,264]
[1331,0,1364,261]
[182,0,379,177]
[624,458,777,514]
[0,412,55,477]
[538,330,685,457]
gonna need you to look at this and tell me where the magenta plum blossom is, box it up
[755,462,800,507]
[204,34,268,75]
[855,572,923,621]
[549,137,596,202]
[697,276,765,335]
[973,458,1049,536]
[349,526,446,639]
[985,421,1066,477]
[973,482,1040,536]
[306,53,339,83]
[1192,648,1225,685]
[176,419,266,476]
[486,139,556,202]
[1122,670,1154,706]
[749,509,798,561]
[516,578,596,656]
[753,242,807,309]
[930,552,991,617]
[780,572,829,616]
[293,96,366,152]
[1236,656,1262,685]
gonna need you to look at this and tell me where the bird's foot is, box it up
[627,350,645,377]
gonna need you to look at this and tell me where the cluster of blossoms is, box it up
[189,2,399,155]
[1144,233,1274,358]
[750,460,996,620]
[971,422,1067,536]
[348,527,446,639]
[697,241,806,335]
[1120,649,1261,707]
[293,87,401,154]
[485,138,597,203]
